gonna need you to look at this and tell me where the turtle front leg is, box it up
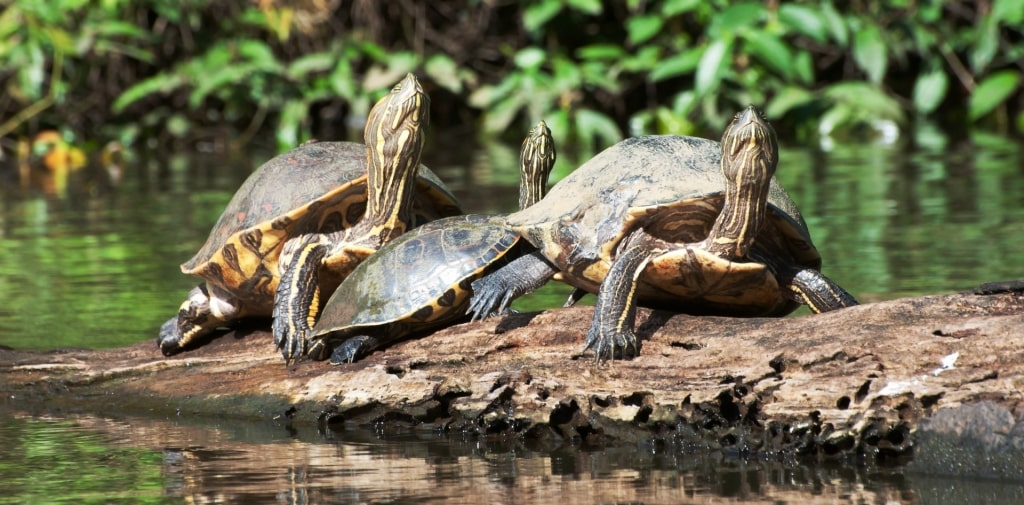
[468,251,559,320]
[785,268,858,313]
[583,233,664,362]
[274,234,331,363]
[158,284,233,355]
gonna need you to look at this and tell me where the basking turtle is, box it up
[468,105,858,361]
[300,121,556,364]
[158,74,459,355]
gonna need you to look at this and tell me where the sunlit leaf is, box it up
[277,99,308,150]
[794,51,814,85]
[620,45,661,72]
[853,24,887,84]
[523,0,562,33]
[566,0,602,14]
[112,73,185,112]
[483,94,526,133]
[662,0,700,16]
[912,69,948,114]
[695,38,732,95]
[969,70,1021,121]
[766,86,816,119]
[287,52,335,80]
[819,2,848,46]
[577,44,626,60]
[237,39,282,72]
[91,20,151,40]
[627,15,663,45]
[778,4,827,42]
[970,22,998,73]
[576,108,622,148]
[992,0,1024,24]
[709,3,764,36]
[425,53,462,93]
[514,47,547,70]
[649,48,702,82]
[742,30,794,79]
[824,81,903,123]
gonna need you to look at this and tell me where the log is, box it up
[2,288,1023,479]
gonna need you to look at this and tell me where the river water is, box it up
[1,130,1022,503]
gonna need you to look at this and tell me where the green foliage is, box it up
[2,0,1023,153]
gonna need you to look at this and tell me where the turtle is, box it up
[158,73,460,355]
[467,105,858,361]
[299,120,557,364]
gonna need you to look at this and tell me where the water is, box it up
[1,132,1023,502]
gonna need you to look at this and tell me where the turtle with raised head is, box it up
[158,74,459,355]
[468,106,858,361]
[291,121,556,364]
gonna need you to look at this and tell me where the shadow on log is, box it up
[2,289,1023,479]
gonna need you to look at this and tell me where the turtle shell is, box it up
[181,141,460,310]
[310,214,520,347]
[507,135,819,316]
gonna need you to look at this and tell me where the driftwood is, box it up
[2,287,1023,480]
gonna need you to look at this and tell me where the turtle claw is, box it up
[467,277,514,322]
[582,326,639,362]
[329,336,381,365]
[157,316,183,356]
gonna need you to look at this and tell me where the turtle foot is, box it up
[329,336,382,365]
[581,326,639,363]
[156,316,184,356]
[273,315,308,364]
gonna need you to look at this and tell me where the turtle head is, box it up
[519,120,557,209]
[362,73,431,240]
[720,105,778,183]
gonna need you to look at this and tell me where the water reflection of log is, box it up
[2,288,1023,484]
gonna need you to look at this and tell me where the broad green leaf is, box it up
[709,3,765,36]
[112,73,184,112]
[794,51,814,84]
[970,22,998,73]
[237,39,281,71]
[514,46,547,70]
[277,99,308,150]
[853,24,887,84]
[523,0,562,33]
[969,70,1021,121]
[620,45,661,72]
[671,90,698,116]
[627,15,663,45]
[912,69,948,114]
[695,38,732,95]
[992,0,1024,24]
[824,81,903,122]
[483,93,526,133]
[576,108,622,147]
[577,44,626,60]
[819,2,848,46]
[566,0,602,14]
[425,53,462,93]
[742,30,794,79]
[662,0,701,17]
[766,86,816,119]
[91,20,151,40]
[649,48,702,82]
[778,4,827,42]
[287,52,335,80]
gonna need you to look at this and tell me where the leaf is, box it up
[970,22,999,73]
[853,24,887,84]
[695,38,732,96]
[237,39,282,72]
[514,47,547,70]
[778,4,827,43]
[992,0,1024,24]
[912,69,948,114]
[649,48,702,82]
[662,0,701,17]
[626,15,663,45]
[742,30,794,79]
[766,86,817,119]
[523,0,562,33]
[575,108,622,148]
[566,0,602,14]
[969,70,1021,121]
[425,53,462,93]
[577,44,626,60]
[708,3,765,36]
[112,73,184,112]
[819,2,848,46]
[287,52,335,80]
[277,99,308,150]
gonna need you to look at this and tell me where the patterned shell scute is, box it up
[312,214,519,334]
[507,135,816,264]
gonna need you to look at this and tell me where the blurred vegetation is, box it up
[0,0,1022,157]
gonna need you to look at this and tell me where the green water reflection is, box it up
[0,134,1021,351]
[6,412,1022,505]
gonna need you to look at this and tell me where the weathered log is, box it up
[2,289,1023,479]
